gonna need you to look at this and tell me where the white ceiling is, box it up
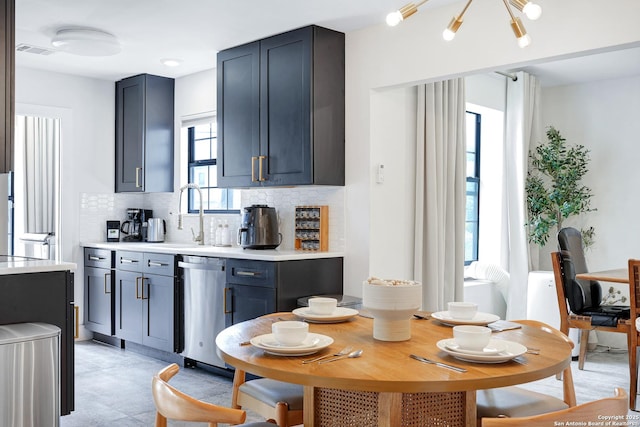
[15,0,640,86]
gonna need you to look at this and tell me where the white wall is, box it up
[369,86,417,279]
[344,0,640,298]
[15,67,114,339]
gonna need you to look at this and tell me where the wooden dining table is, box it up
[576,269,629,283]
[215,312,572,427]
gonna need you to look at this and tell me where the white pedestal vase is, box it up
[362,279,422,341]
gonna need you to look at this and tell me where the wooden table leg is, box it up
[378,392,403,427]
[465,390,477,427]
[303,385,315,427]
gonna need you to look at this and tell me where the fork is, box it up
[302,346,353,364]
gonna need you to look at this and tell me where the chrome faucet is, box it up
[178,183,204,245]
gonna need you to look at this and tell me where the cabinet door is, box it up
[217,41,260,188]
[115,270,143,343]
[115,75,145,192]
[225,284,276,326]
[142,273,174,352]
[85,266,114,336]
[260,27,312,186]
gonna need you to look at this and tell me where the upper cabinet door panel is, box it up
[260,27,312,186]
[217,42,260,188]
[116,76,145,192]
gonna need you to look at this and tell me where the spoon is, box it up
[318,349,363,364]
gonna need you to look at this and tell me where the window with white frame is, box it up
[185,118,240,213]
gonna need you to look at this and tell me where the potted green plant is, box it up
[525,126,596,247]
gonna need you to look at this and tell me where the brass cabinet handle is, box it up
[104,272,111,294]
[135,277,142,299]
[141,278,148,300]
[74,305,79,340]
[223,287,232,314]
[135,167,142,188]
[258,155,266,181]
[251,156,257,182]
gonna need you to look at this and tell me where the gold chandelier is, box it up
[386,0,542,48]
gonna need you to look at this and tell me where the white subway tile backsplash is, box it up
[79,187,344,251]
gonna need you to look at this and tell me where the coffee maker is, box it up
[121,209,153,242]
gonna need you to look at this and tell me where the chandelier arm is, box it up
[501,0,518,21]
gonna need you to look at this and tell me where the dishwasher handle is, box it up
[178,260,224,271]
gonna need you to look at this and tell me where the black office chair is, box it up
[554,227,630,369]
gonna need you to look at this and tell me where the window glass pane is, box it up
[208,188,225,211]
[465,221,478,262]
[193,139,211,161]
[194,124,213,141]
[209,165,217,187]
[191,165,209,188]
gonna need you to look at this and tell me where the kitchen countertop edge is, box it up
[82,242,344,261]
[0,259,77,275]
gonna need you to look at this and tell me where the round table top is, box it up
[216,313,572,393]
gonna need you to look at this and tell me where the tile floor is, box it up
[60,340,635,426]
[60,340,265,426]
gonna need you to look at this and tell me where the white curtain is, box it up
[18,116,59,234]
[502,71,541,319]
[414,79,466,311]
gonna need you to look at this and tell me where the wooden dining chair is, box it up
[232,369,304,427]
[627,259,640,410]
[481,387,627,427]
[551,250,630,370]
[476,319,576,422]
[151,363,276,427]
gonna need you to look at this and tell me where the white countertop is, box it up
[82,242,344,261]
[0,259,77,275]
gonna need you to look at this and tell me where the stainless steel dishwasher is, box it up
[178,256,226,368]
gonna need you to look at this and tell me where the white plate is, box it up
[444,340,507,355]
[250,333,333,356]
[437,338,527,363]
[431,311,500,326]
[292,307,359,323]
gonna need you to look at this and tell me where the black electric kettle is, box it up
[238,205,282,249]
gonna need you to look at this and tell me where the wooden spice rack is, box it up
[294,205,329,251]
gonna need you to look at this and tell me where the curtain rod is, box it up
[495,71,518,81]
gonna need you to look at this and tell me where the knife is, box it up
[409,354,467,373]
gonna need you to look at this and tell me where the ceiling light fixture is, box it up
[386,0,542,48]
[51,27,121,56]
[161,58,182,67]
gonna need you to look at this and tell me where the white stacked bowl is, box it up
[362,279,422,341]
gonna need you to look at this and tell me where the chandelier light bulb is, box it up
[442,16,463,41]
[442,28,456,41]
[522,2,542,20]
[517,33,531,48]
[386,10,403,26]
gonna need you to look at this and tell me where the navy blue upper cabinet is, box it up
[217,25,345,188]
[115,74,174,193]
